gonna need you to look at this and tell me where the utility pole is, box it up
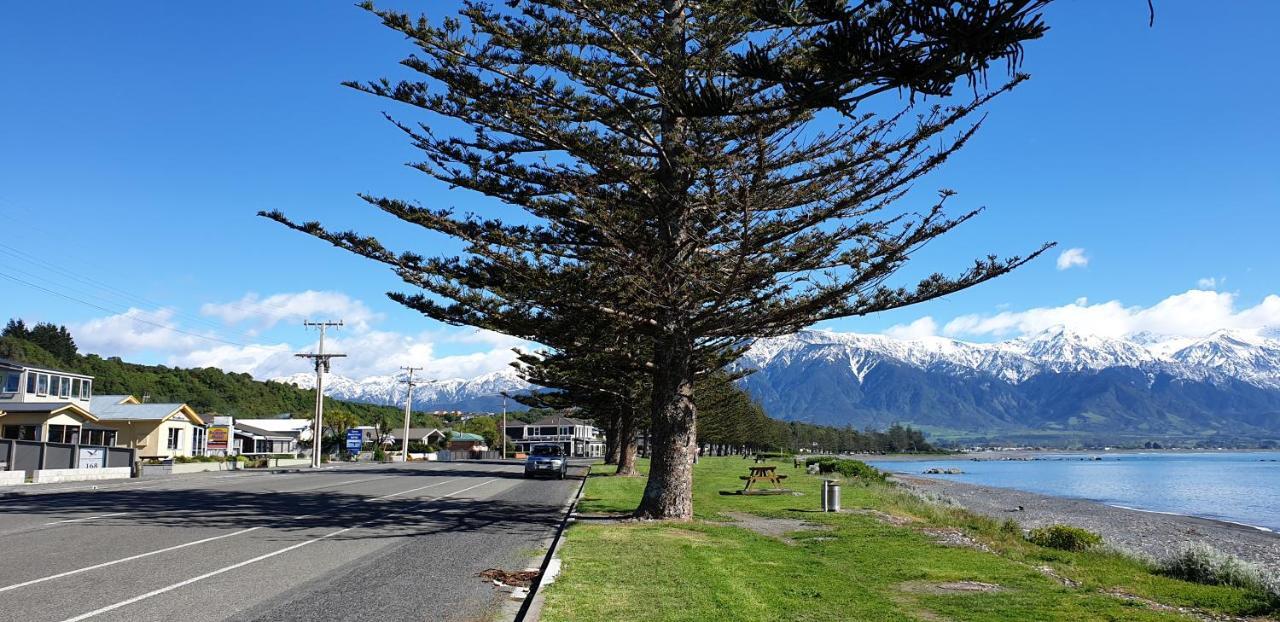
[501,395,508,459]
[296,320,345,469]
[400,366,422,462]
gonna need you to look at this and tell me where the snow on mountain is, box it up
[272,367,533,410]
[1170,329,1280,389]
[744,326,1280,388]
[271,326,1280,411]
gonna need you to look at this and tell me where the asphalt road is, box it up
[0,460,584,622]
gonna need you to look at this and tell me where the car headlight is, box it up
[551,460,562,466]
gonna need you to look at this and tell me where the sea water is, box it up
[868,452,1280,532]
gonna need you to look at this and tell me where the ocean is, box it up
[868,451,1280,532]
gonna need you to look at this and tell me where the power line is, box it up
[0,270,248,347]
[0,242,257,340]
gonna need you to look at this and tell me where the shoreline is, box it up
[893,474,1280,571]
[864,448,1280,462]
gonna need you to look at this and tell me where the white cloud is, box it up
[1056,247,1089,270]
[201,291,381,333]
[71,308,207,355]
[941,289,1280,340]
[883,316,938,339]
[1197,277,1222,290]
[65,291,531,381]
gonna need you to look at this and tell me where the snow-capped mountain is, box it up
[270,326,1280,439]
[737,327,1280,437]
[743,327,1280,390]
[272,368,532,412]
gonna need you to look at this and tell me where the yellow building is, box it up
[89,395,206,459]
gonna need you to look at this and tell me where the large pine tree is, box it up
[266,0,1053,519]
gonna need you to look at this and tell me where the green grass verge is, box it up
[541,457,1276,621]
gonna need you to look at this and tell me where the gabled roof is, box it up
[449,432,485,442]
[0,401,98,421]
[90,395,204,425]
[0,358,93,379]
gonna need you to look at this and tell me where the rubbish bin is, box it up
[827,480,841,512]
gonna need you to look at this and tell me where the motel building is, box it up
[0,358,115,445]
[1,359,205,461]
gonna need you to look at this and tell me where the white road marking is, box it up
[57,477,503,621]
[0,527,261,593]
[56,527,354,622]
[369,478,464,501]
[2,470,503,596]
[44,512,129,525]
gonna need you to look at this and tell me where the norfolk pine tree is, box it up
[264,0,1054,519]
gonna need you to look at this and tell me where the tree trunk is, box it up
[603,413,620,465]
[615,407,639,477]
[634,337,696,520]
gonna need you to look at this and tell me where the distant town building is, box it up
[505,416,605,458]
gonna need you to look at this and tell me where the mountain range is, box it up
[271,327,1280,443]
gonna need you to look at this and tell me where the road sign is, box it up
[346,429,363,453]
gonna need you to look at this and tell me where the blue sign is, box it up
[346,429,363,453]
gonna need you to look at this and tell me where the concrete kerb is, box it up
[508,464,590,622]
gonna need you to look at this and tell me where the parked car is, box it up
[524,443,567,479]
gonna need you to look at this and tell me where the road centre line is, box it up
[0,473,496,593]
[44,512,129,526]
[56,527,355,622]
[57,477,503,622]
[0,527,262,594]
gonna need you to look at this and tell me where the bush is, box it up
[1027,524,1102,552]
[1000,519,1022,537]
[373,446,387,462]
[1159,544,1279,598]
[805,457,886,482]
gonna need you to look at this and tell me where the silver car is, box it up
[524,444,567,479]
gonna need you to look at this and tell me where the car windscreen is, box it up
[531,445,563,457]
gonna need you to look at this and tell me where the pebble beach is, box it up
[895,473,1280,570]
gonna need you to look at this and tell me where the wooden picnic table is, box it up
[740,465,788,491]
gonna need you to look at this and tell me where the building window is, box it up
[59,377,71,399]
[71,378,81,399]
[36,374,49,396]
[83,429,118,446]
[26,373,36,394]
[81,380,91,400]
[1,424,39,440]
[47,424,80,444]
[167,428,182,450]
[2,373,19,394]
[193,427,206,455]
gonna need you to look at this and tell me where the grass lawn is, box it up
[539,457,1277,622]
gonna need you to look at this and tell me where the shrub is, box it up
[373,446,387,462]
[1027,524,1103,551]
[805,457,886,482]
[1159,544,1279,598]
[1000,519,1022,537]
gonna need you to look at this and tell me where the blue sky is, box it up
[2,1,1277,380]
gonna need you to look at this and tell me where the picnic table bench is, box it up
[740,465,788,492]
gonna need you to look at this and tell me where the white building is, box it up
[505,415,605,458]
